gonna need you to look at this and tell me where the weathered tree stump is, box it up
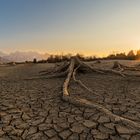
[27,56,140,130]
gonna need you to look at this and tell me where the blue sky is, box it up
[0,0,140,56]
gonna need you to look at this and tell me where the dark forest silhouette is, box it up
[42,50,140,63]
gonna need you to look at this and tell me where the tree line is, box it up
[106,50,140,60]
[33,50,140,63]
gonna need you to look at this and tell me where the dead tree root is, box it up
[113,61,140,72]
[62,57,140,130]
[27,57,140,130]
[62,95,140,131]
[72,64,101,97]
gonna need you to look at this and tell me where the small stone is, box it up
[83,120,97,128]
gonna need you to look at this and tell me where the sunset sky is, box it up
[0,0,140,56]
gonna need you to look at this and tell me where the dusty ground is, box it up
[0,60,140,140]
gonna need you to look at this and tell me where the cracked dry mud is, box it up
[0,61,140,140]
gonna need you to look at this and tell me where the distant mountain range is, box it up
[0,56,9,64]
[0,51,50,63]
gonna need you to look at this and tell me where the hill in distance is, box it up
[0,56,10,64]
[0,51,50,62]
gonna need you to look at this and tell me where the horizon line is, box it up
[0,49,140,58]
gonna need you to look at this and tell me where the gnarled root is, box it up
[26,57,140,130]
[63,58,75,96]
[25,69,69,80]
[62,57,140,131]
[113,61,140,72]
[72,64,101,97]
[63,96,140,130]
[39,61,69,76]
[99,69,126,77]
